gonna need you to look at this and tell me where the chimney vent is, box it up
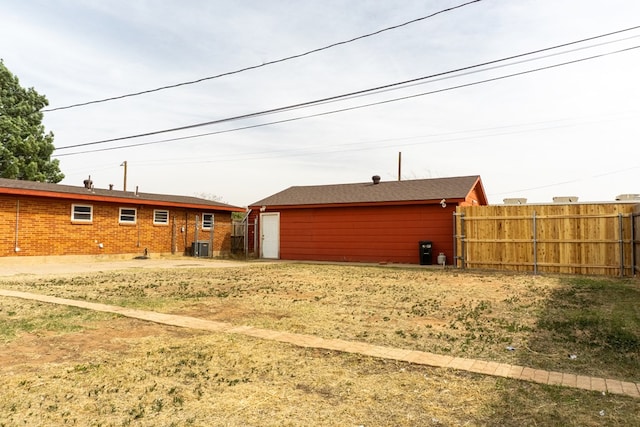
[372,175,381,185]
[83,175,93,189]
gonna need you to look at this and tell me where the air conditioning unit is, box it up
[191,241,210,257]
[503,198,527,205]
[615,194,640,201]
[553,196,578,203]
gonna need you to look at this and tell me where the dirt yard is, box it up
[0,259,638,426]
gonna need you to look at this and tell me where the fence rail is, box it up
[455,203,638,276]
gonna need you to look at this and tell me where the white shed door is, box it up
[260,213,280,259]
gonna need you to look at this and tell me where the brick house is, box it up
[0,178,244,258]
[247,175,487,264]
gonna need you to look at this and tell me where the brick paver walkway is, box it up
[2,288,639,399]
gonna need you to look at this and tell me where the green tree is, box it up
[0,60,63,183]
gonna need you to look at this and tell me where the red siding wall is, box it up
[250,204,456,264]
[0,195,233,257]
[462,186,484,206]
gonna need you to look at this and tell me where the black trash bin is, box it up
[419,241,432,265]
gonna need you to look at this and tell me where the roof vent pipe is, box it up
[372,175,381,185]
[83,175,92,189]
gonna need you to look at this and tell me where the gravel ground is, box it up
[0,255,257,277]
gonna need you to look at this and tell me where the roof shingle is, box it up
[0,178,243,211]
[250,175,482,207]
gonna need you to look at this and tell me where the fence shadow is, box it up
[476,275,640,425]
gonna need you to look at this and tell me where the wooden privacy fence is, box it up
[455,203,639,276]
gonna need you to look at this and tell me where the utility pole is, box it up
[120,161,128,191]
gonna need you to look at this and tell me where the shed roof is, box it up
[250,175,484,207]
[0,178,243,212]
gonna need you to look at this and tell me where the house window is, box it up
[119,207,137,224]
[154,209,169,225]
[202,213,214,230]
[71,204,93,222]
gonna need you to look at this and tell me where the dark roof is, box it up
[250,175,483,207]
[0,178,243,211]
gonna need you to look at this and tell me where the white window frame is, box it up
[71,204,93,222]
[153,209,169,225]
[202,213,214,230]
[119,207,137,224]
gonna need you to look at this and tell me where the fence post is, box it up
[253,216,258,257]
[533,211,537,275]
[460,212,466,269]
[171,217,176,255]
[632,213,637,276]
[452,212,457,268]
[209,219,214,259]
[194,215,199,257]
[244,217,249,257]
[619,213,624,277]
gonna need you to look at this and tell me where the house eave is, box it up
[249,198,467,210]
[0,188,244,212]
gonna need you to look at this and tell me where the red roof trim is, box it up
[1,187,243,212]
[249,198,466,210]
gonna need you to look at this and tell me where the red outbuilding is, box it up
[247,175,487,265]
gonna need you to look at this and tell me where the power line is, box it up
[42,0,483,112]
[61,116,639,199]
[359,34,640,100]
[124,114,638,167]
[53,26,640,153]
[490,165,640,197]
[53,43,640,157]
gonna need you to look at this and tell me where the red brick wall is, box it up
[0,195,233,257]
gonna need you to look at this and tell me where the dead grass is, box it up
[1,329,498,426]
[1,262,639,426]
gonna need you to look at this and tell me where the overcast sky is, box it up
[1,0,639,207]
